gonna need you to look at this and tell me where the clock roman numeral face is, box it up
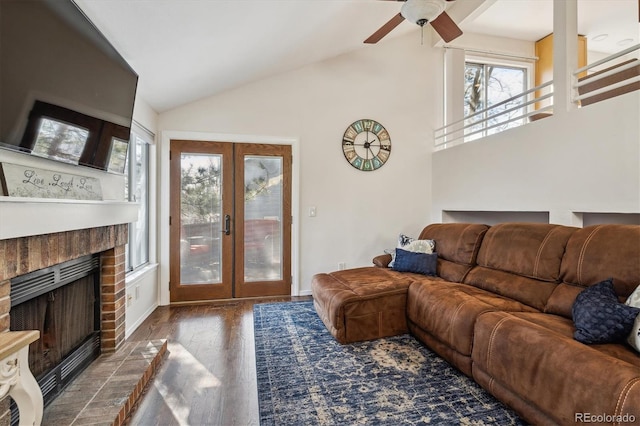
[342,119,392,171]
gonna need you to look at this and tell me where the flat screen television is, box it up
[0,0,138,173]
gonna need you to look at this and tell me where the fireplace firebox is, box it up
[9,255,101,423]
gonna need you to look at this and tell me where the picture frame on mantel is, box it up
[0,162,103,200]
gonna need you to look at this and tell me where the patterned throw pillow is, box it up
[392,248,437,276]
[625,284,640,353]
[572,279,640,345]
[386,234,435,268]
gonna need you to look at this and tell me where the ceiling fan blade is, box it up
[364,13,405,44]
[430,11,463,43]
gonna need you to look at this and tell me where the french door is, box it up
[169,140,291,302]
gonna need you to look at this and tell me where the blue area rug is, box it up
[254,301,526,425]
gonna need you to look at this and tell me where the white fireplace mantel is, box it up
[0,197,139,240]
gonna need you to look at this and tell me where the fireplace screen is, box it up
[11,275,97,378]
[9,254,101,415]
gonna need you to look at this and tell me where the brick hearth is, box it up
[42,339,167,426]
[0,224,131,425]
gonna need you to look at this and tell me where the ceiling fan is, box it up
[364,0,463,44]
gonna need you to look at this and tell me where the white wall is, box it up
[446,32,536,59]
[158,32,440,297]
[432,90,640,226]
[125,263,159,338]
[132,95,158,133]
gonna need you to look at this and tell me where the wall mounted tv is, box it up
[0,0,138,173]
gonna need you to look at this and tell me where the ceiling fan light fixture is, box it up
[401,0,445,26]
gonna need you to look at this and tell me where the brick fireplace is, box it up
[0,224,128,425]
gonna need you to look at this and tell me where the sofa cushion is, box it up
[407,280,537,362]
[416,223,489,282]
[418,223,487,265]
[463,224,576,311]
[475,223,576,282]
[506,312,640,366]
[311,267,419,344]
[560,224,640,296]
[392,248,437,276]
[572,279,640,344]
[464,267,558,312]
[472,311,640,425]
[548,224,640,318]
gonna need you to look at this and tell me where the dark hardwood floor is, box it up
[126,296,311,426]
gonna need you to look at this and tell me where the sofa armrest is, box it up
[372,254,392,268]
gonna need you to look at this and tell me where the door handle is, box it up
[224,214,231,235]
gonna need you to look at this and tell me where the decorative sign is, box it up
[0,162,103,200]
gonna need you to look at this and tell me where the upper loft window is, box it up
[464,61,528,141]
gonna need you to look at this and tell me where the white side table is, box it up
[0,331,42,426]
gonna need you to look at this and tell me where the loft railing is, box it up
[435,44,640,151]
[573,44,640,106]
[434,81,554,150]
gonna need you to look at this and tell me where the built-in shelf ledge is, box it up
[0,197,138,240]
[442,210,550,225]
[574,212,640,227]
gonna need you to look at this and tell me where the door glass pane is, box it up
[244,155,283,282]
[180,154,223,284]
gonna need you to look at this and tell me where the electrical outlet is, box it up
[309,206,317,217]
[338,262,346,270]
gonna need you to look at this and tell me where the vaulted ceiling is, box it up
[74,0,639,113]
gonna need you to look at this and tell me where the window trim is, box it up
[125,121,153,273]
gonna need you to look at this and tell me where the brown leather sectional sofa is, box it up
[311,222,640,425]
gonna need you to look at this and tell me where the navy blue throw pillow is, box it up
[572,279,640,344]
[392,248,437,276]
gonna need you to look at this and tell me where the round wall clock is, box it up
[342,119,391,171]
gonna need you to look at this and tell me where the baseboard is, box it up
[126,302,158,339]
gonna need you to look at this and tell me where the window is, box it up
[464,62,527,141]
[125,122,153,272]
